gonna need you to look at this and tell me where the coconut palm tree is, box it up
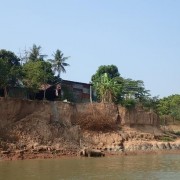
[29,44,41,61]
[49,49,70,79]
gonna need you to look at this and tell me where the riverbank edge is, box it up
[1,148,180,161]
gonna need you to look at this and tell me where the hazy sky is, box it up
[1,0,180,97]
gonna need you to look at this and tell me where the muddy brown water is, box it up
[0,154,180,180]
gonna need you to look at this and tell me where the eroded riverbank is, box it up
[0,98,179,161]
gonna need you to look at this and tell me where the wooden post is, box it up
[90,84,92,103]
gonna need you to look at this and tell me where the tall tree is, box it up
[22,61,54,98]
[0,58,10,97]
[28,44,41,61]
[157,94,180,121]
[0,49,22,97]
[91,65,120,82]
[91,65,151,106]
[120,78,150,108]
[0,49,20,66]
[49,49,70,79]
[122,79,150,101]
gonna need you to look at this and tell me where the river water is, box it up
[0,154,180,180]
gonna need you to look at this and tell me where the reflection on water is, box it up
[0,154,180,180]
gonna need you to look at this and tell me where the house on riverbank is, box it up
[0,80,93,103]
[36,79,92,102]
[60,80,92,103]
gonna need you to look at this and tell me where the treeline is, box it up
[91,65,180,122]
[0,46,179,122]
[0,44,69,98]
[157,94,180,123]
[91,65,152,107]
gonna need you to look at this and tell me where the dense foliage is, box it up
[91,65,120,81]
[91,65,123,103]
[0,45,69,98]
[0,50,22,97]
[22,60,54,92]
[93,73,122,103]
[157,94,180,121]
[91,65,151,107]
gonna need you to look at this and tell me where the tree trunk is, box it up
[90,85,92,103]
[173,117,175,124]
[4,86,8,98]
[43,89,46,100]
[43,84,46,100]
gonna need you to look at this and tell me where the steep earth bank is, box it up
[0,98,179,160]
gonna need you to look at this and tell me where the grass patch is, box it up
[172,131,180,136]
[158,136,175,142]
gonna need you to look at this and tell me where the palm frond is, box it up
[60,65,66,73]
[62,62,69,66]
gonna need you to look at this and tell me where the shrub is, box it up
[76,106,118,132]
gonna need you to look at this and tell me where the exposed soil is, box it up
[0,98,179,161]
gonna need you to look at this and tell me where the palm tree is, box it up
[29,44,41,61]
[49,49,70,79]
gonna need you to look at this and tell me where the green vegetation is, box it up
[158,135,175,142]
[91,65,152,108]
[28,44,42,61]
[91,65,180,123]
[0,46,180,125]
[156,94,180,122]
[173,131,180,136]
[0,45,70,99]
[93,73,122,103]
[0,50,21,97]
[49,49,70,79]
[22,60,54,94]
